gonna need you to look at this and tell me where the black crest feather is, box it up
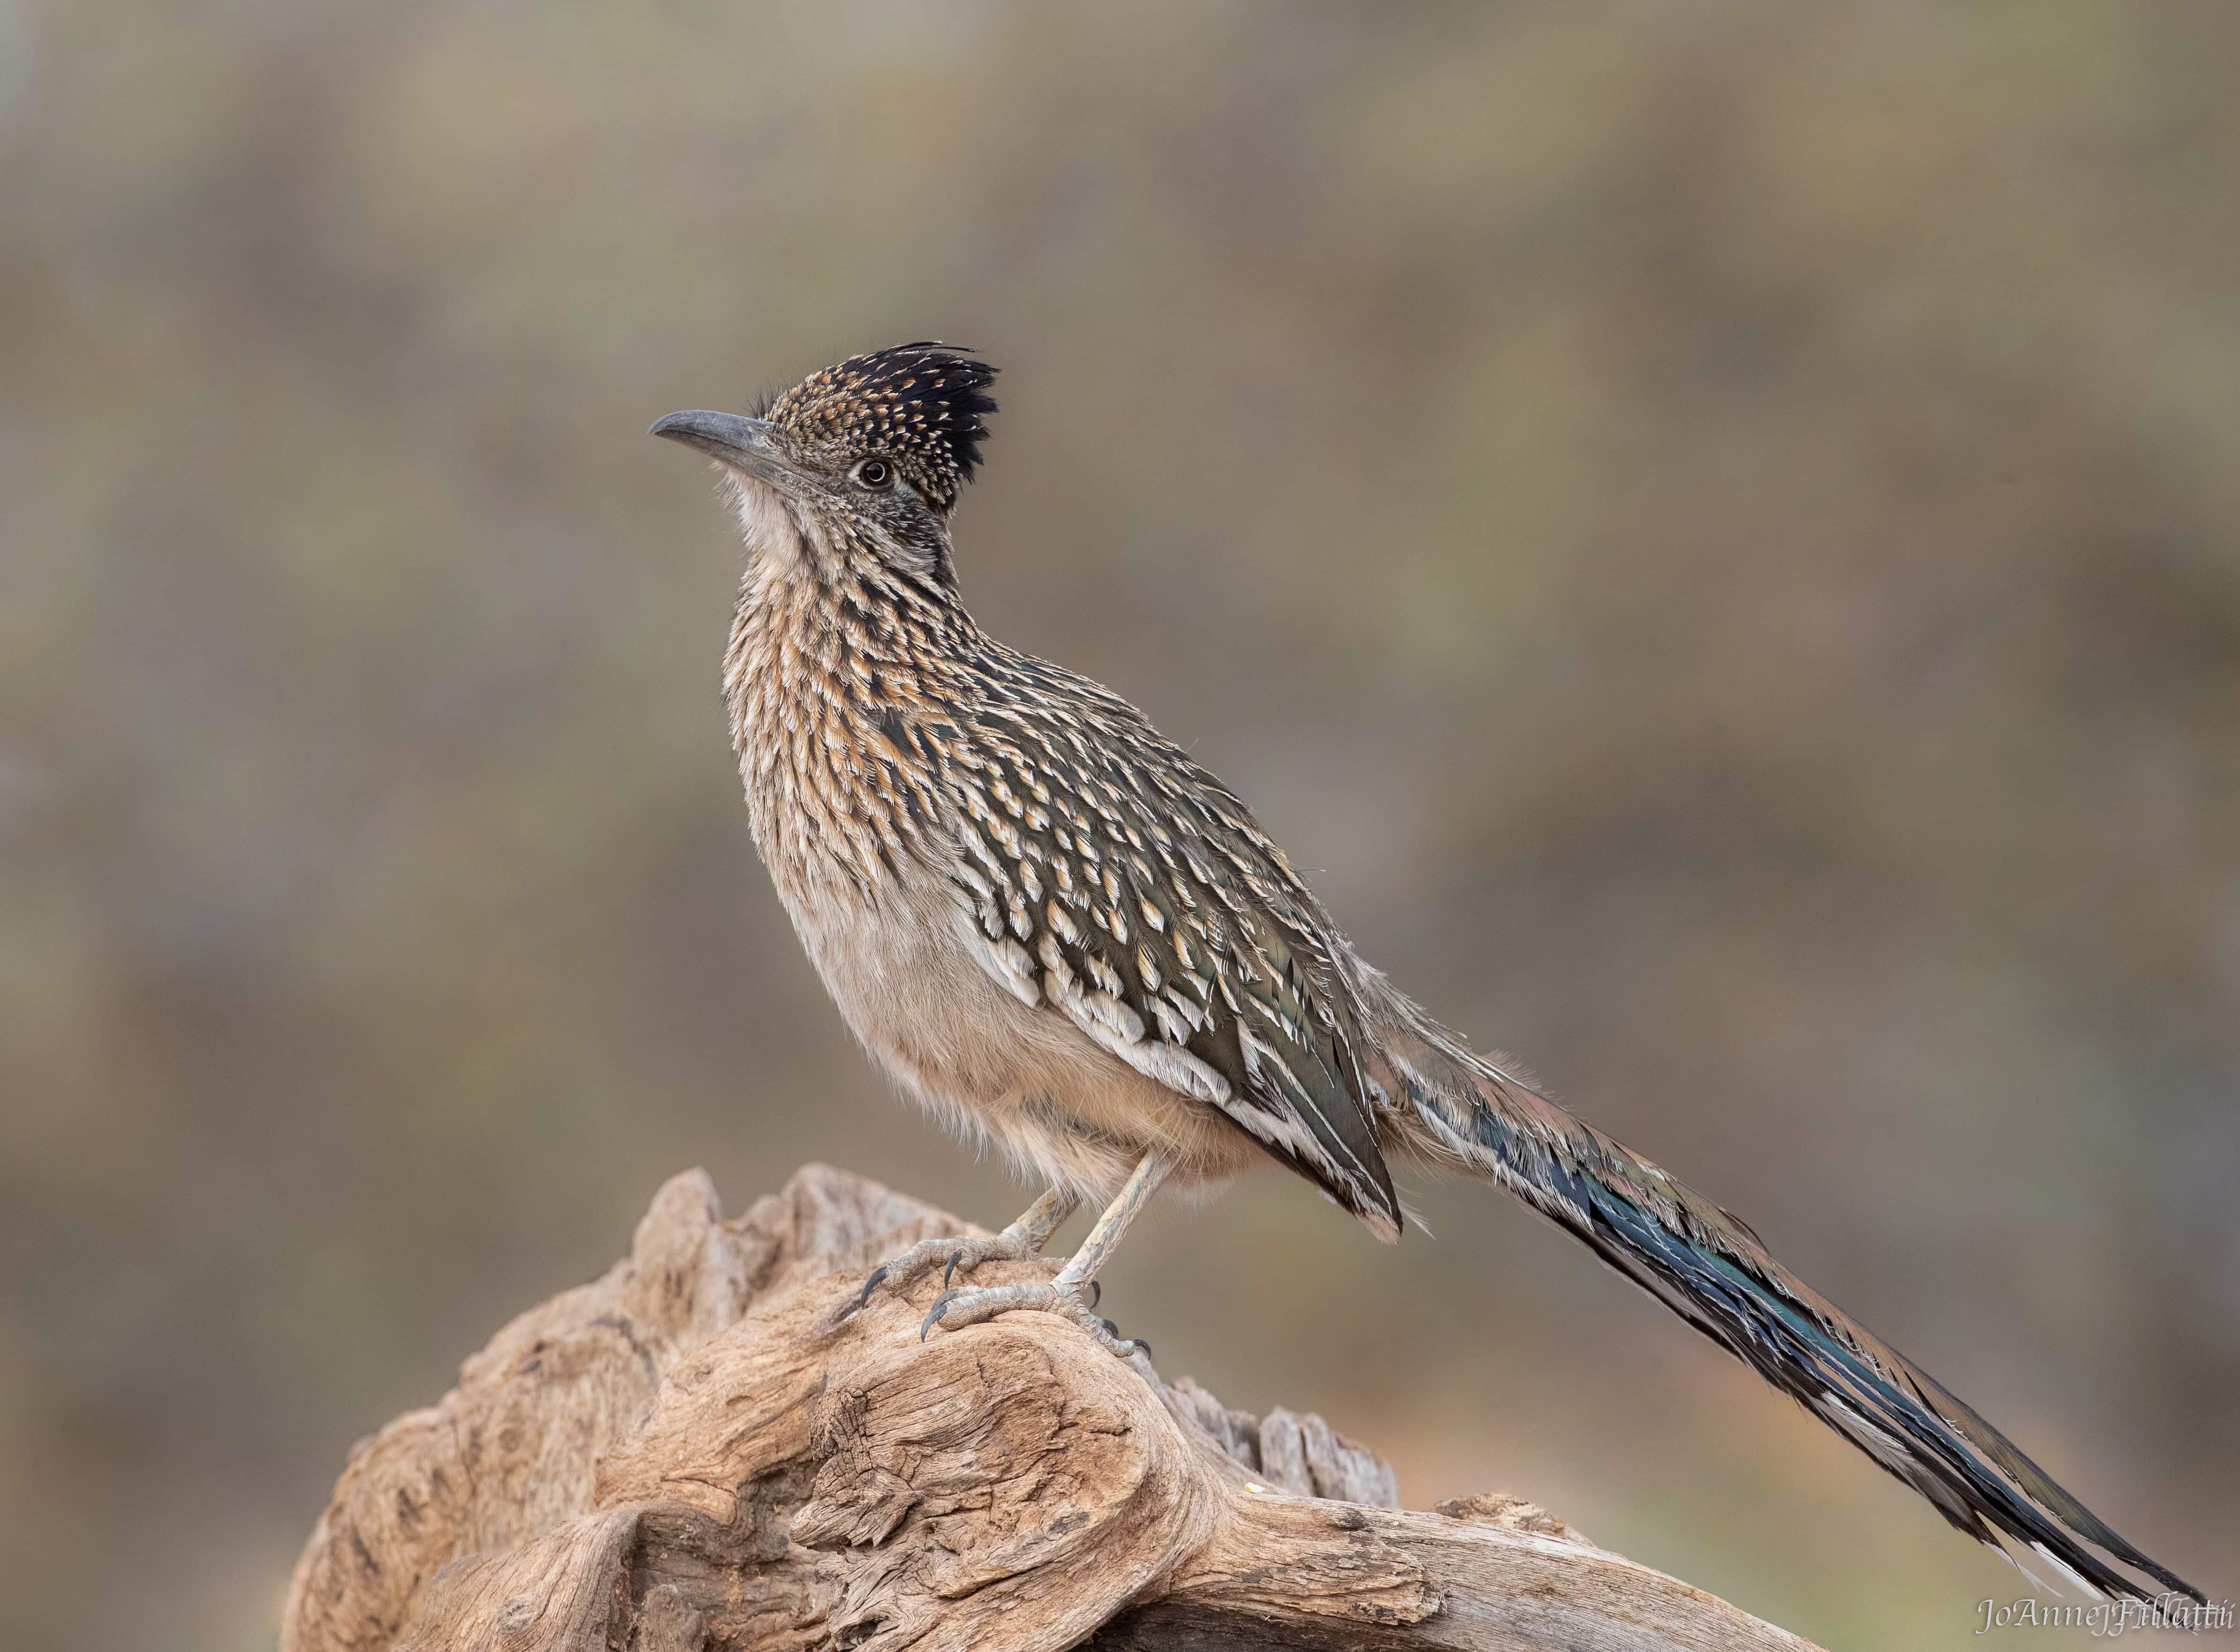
[764,342,999,509]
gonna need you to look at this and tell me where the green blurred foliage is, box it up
[1,3,2234,1646]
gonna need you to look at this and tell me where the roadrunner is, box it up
[654,342,2199,1604]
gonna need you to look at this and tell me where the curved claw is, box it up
[942,1250,966,1289]
[841,1264,890,1319]
[1085,1280,1100,1311]
[920,1288,961,1342]
[832,1266,890,1321]
[1092,1314,1149,1360]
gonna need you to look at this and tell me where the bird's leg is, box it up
[921,1153,1170,1358]
[840,1184,1080,1319]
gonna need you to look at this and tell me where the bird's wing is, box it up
[923,650,1401,1237]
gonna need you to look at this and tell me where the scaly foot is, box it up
[919,1279,1148,1360]
[836,1184,1082,1325]
[838,1229,1053,1320]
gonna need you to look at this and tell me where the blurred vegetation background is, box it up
[2,2,2235,1646]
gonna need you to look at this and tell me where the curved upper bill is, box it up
[650,410,811,492]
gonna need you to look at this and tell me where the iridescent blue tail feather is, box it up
[1368,999,2203,1606]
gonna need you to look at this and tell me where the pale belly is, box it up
[772,860,1262,1207]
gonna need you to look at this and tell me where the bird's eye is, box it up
[855,459,893,490]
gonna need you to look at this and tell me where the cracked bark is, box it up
[281,1165,1820,1652]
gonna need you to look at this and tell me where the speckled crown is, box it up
[763,343,999,509]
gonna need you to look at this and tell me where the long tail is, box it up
[1364,1000,2202,1605]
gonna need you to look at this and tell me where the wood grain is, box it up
[281,1165,1818,1652]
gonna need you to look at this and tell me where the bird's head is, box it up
[653,342,997,585]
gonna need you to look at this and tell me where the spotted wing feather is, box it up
[925,649,1401,1237]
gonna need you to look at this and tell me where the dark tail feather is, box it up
[1370,1011,2202,1606]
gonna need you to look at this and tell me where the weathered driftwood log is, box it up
[281,1165,1818,1652]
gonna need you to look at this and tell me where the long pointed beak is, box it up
[650,410,810,492]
